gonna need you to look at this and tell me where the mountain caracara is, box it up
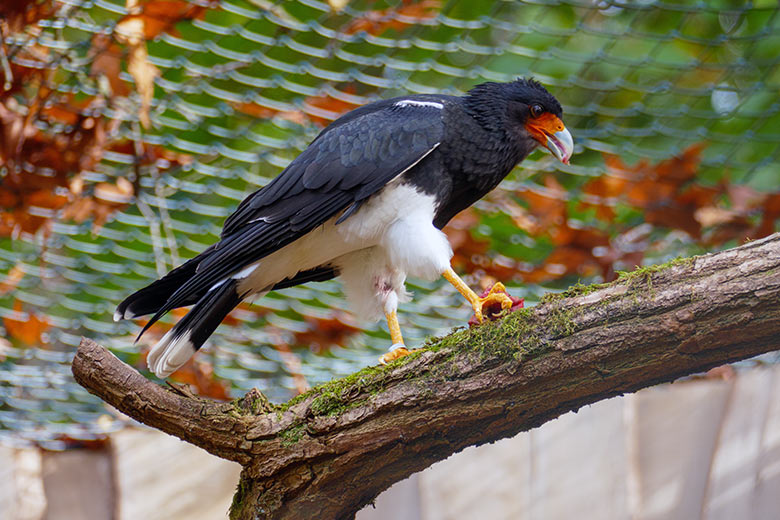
[115,78,574,377]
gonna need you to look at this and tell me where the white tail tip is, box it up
[147,330,195,378]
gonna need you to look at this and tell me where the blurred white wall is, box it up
[2,364,779,520]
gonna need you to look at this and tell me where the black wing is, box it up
[138,98,444,334]
[222,97,445,236]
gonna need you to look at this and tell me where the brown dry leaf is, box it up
[516,175,569,239]
[107,140,193,169]
[343,0,441,36]
[232,102,307,125]
[121,0,212,40]
[523,247,598,284]
[695,206,739,228]
[302,90,362,126]
[89,34,130,97]
[168,359,231,400]
[60,140,192,232]
[0,0,56,33]
[293,312,361,354]
[600,144,709,238]
[4,299,48,346]
[62,179,134,232]
[92,0,213,104]
[115,8,158,128]
[756,193,780,239]
[60,197,96,223]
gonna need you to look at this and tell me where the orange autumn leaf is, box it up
[293,313,361,354]
[4,299,48,346]
[343,0,441,36]
[232,102,308,125]
[0,0,56,33]
[168,359,231,400]
[302,90,362,127]
[119,0,213,40]
[757,193,780,239]
[0,264,24,295]
[89,34,130,97]
[236,86,366,127]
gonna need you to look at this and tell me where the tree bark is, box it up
[72,233,780,519]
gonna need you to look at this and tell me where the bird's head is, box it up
[466,78,574,164]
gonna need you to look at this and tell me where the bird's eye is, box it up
[530,104,544,118]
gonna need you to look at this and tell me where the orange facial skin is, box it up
[524,112,566,146]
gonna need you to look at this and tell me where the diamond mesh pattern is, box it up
[1,0,778,445]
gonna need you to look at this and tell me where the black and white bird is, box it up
[115,78,573,378]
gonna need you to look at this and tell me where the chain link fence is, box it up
[0,0,778,445]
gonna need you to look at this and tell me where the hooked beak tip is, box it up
[544,127,574,165]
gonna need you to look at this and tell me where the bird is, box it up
[115,78,573,378]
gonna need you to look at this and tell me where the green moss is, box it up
[275,356,409,417]
[279,423,306,447]
[229,477,251,519]
[231,388,273,416]
[541,256,697,306]
[616,256,694,285]
[261,253,703,454]
[270,302,588,418]
[540,281,611,303]
[270,256,697,420]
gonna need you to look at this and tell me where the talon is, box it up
[379,344,411,364]
[470,282,513,322]
[442,267,521,325]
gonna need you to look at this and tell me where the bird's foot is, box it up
[471,282,514,323]
[468,283,524,326]
[379,343,417,365]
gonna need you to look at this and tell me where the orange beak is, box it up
[525,113,573,164]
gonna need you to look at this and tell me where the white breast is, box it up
[237,182,453,321]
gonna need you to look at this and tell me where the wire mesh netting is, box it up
[1,0,779,446]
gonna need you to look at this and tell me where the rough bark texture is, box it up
[72,233,780,520]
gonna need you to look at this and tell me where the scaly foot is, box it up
[379,344,417,364]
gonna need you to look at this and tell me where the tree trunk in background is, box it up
[72,233,780,519]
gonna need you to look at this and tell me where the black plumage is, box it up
[116,78,572,377]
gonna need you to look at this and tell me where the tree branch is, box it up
[72,233,780,519]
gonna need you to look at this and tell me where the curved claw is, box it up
[472,282,513,323]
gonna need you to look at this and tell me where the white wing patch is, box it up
[394,100,444,109]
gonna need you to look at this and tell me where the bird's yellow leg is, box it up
[378,310,413,364]
[442,267,512,323]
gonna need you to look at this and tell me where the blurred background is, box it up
[0,0,779,518]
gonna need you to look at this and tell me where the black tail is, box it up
[114,245,216,321]
[146,279,243,378]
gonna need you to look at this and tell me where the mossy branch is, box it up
[73,233,780,520]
